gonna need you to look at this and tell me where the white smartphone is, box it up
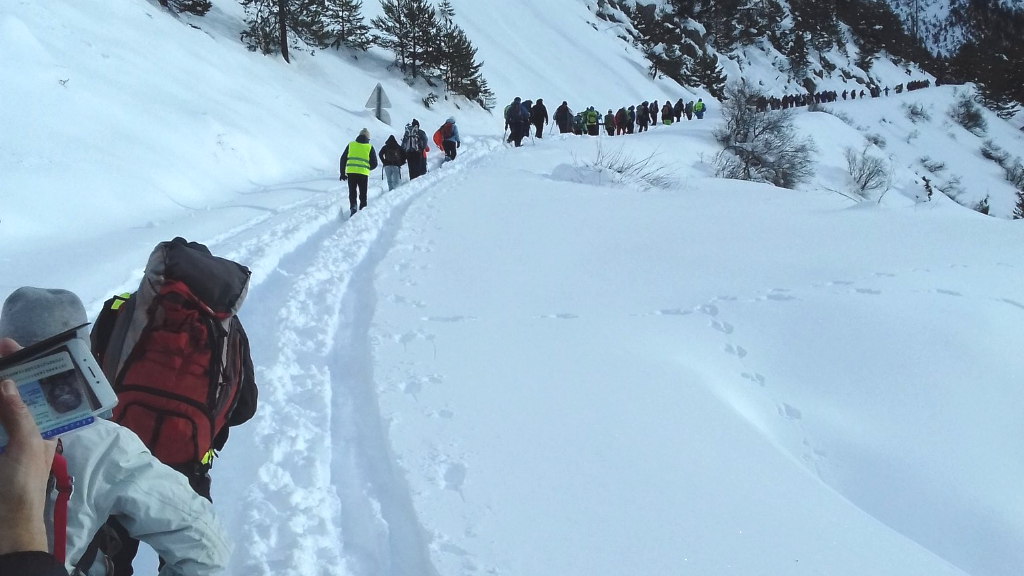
[0,326,118,447]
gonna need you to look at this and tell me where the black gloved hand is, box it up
[456,142,460,148]
[340,174,347,181]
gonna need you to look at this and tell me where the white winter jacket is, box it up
[47,420,230,576]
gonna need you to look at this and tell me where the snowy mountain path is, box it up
[205,137,504,576]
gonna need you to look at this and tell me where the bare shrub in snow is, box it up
[714,83,817,189]
[919,156,946,174]
[1006,160,1024,191]
[902,102,932,123]
[844,146,892,197]
[975,195,991,215]
[572,143,676,191]
[865,133,886,149]
[1015,192,1024,219]
[949,91,988,136]
[980,139,1010,167]
[944,175,966,200]
[905,129,920,144]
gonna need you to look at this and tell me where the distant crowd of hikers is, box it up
[501,96,708,147]
[756,79,933,111]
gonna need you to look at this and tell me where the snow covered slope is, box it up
[3,2,1024,576]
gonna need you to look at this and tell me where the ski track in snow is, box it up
[194,138,504,576]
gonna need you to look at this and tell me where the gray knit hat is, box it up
[0,287,90,348]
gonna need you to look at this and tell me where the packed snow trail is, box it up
[211,138,503,576]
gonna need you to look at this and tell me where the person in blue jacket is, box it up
[441,117,461,162]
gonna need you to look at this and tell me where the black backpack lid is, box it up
[156,238,251,314]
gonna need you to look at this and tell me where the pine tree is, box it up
[162,0,212,16]
[372,0,439,79]
[788,32,810,78]
[697,53,727,99]
[704,0,741,48]
[1015,192,1024,220]
[631,7,685,82]
[240,0,290,61]
[791,0,839,55]
[372,0,411,72]
[240,0,327,61]
[323,0,372,51]
[434,0,491,107]
[680,56,701,88]
[977,80,1021,120]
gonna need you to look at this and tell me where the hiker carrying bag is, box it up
[402,124,422,152]
[91,237,257,474]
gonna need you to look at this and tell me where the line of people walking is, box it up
[756,79,934,111]
[539,97,707,138]
[338,116,461,217]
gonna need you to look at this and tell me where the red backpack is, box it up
[91,238,257,471]
[440,122,453,139]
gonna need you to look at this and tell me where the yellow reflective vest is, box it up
[346,142,372,176]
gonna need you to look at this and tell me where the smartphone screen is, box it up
[0,335,117,447]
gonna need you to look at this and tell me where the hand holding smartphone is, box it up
[0,327,118,448]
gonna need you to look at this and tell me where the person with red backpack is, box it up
[0,286,231,576]
[438,117,460,162]
[89,238,258,575]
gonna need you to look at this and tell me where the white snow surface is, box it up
[2,2,1024,576]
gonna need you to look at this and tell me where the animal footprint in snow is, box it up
[403,374,443,396]
[778,403,802,420]
[655,308,692,316]
[388,294,427,308]
[697,304,719,316]
[723,344,747,358]
[443,462,467,494]
[711,320,734,334]
[432,408,455,420]
[741,372,766,386]
[394,330,436,348]
[854,288,881,295]
[765,293,796,301]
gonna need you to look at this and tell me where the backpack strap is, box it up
[50,439,73,564]
[70,524,121,576]
[90,293,132,372]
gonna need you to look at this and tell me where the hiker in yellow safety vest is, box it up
[339,128,379,217]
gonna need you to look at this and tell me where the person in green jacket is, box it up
[604,110,615,136]
[339,128,379,217]
[694,98,707,119]
[585,107,600,136]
